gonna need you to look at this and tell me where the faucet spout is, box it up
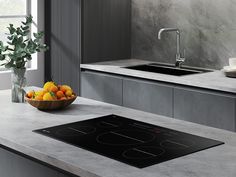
[158,28,179,40]
[157,28,185,68]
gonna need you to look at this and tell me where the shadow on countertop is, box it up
[40,103,115,116]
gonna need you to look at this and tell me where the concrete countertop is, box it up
[0,89,236,177]
[81,59,236,94]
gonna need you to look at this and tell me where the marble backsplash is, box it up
[131,0,236,69]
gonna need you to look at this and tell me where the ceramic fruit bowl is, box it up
[25,95,77,110]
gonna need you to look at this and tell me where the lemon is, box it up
[64,85,72,91]
[35,90,46,97]
[65,90,72,97]
[43,92,55,101]
[43,81,56,91]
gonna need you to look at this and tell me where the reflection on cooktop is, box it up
[34,114,224,168]
[123,146,165,160]
[160,139,195,149]
[96,130,155,146]
[56,126,96,137]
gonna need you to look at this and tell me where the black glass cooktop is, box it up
[34,115,224,168]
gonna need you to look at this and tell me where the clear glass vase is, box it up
[11,68,27,103]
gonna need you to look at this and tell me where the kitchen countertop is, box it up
[0,89,236,177]
[81,59,236,94]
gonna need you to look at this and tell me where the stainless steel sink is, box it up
[124,63,212,76]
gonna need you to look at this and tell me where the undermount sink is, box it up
[124,63,212,76]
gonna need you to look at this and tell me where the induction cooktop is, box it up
[34,115,224,168]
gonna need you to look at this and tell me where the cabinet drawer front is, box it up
[174,88,235,131]
[81,71,123,105]
[123,79,173,117]
[0,148,64,177]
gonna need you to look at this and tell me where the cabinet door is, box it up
[0,148,61,177]
[46,0,81,94]
[123,78,173,117]
[82,0,131,63]
[174,87,236,131]
[81,71,123,105]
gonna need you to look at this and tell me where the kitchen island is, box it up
[0,89,236,177]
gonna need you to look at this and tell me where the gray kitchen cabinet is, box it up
[47,0,81,94]
[0,148,72,177]
[174,87,236,131]
[81,71,123,105]
[80,69,236,132]
[82,0,131,63]
[46,0,131,95]
[123,78,173,117]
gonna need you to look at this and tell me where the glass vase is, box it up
[11,68,27,103]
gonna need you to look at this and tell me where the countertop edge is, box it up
[0,136,101,177]
[80,59,236,95]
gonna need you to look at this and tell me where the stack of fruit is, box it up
[26,81,76,101]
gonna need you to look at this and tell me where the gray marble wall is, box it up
[131,0,236,69]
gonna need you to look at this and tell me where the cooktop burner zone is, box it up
[34,115,224,168]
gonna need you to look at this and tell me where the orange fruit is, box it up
[43,92,55,101]
[65,90,72,97]
[59,86,67,93]
[60,85,72,93]
[60,97,67,100]
[49,85,58,93]
[56,91,65,99]
[34,95,43,101]
[27,90,35,98]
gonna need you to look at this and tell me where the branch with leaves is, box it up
[0,15,48,69]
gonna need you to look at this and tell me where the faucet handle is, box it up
[182,49,186,61]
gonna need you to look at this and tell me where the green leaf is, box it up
[49,91,55,97]
[33,39,40,43]
[21,43,26,48]
[18,36,23,43]
[21,25,29,31]
[33,33,39,38]
[22,15,33,26]
[5,60,14,68]
[24,39,29,42]
[26,55,32,60]
[0,55,5,61]
[12,37,17,45]
[7,36,14,40]
[7,24,16,34]
[16,27,24,35]
[23,30,30,36]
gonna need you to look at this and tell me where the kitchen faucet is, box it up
[158,28,185,67]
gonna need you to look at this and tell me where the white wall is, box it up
[0,0,45,90]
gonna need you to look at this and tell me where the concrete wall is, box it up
[131,0,236,69]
